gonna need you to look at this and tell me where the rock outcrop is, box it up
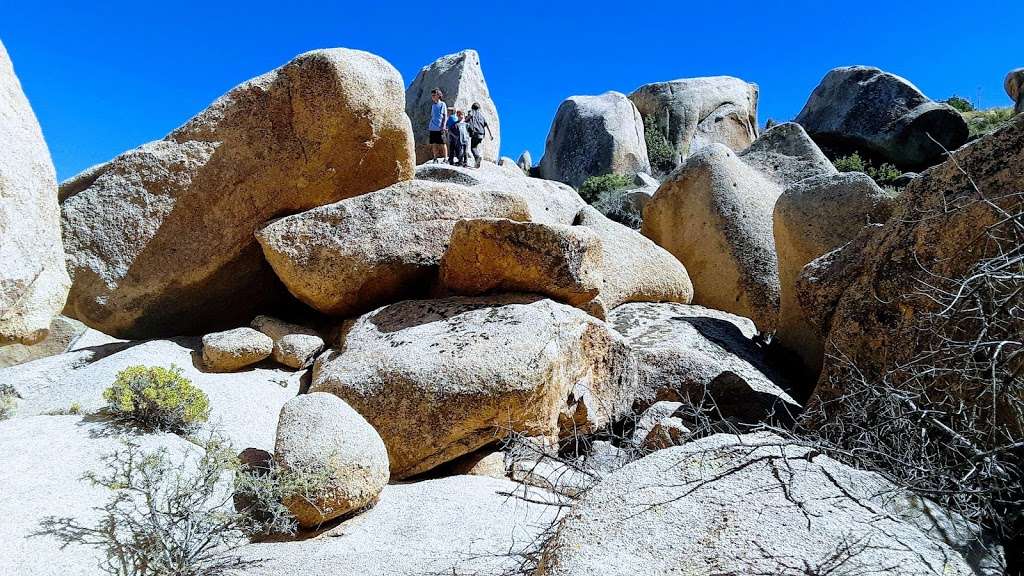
[60,48,415,338]
[250,315,324,369]
[773,172,899,374]
[608,302,798,421]
[439,218,604,309]
[274,393,389,527]
[537,432,980,576]
[642,123,835,330]
[311,295,637,479]
[539,91,650,188]
[794,65,968,169]
[415,161,585,225]
[629,76,759,171]
[1007,68,1024,114]
[201,327,273,372]
[0,315,118,369]
[405,49,499,163]
[517,150,532,172]
[0,39,70,346]
[255,180,530,317]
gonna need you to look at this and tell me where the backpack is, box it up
[466,111,486,138]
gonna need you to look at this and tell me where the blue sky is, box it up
[3,0,1021,180]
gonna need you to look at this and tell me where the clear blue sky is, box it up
[3,0,1021,180]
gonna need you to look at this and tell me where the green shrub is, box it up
[103,365,209,432]
[963,107,1014,138]
[0,385,15,420]
[643,114,675,174]
[579,173,633,204]
[234,457,340,536]
[945,95,975,113]
[833,152,903,188]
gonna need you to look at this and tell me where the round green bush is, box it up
[103,365,210,432]
[579,173,634,204]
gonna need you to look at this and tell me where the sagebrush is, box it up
[103,365,209,433]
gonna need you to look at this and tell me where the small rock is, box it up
[250,316,324,369]
[202,328,273,372]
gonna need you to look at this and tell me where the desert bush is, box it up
[103,365,209,433]
[39,436,258,576]
[945,95,975,113]
[833,152,902,188]
[643,114,676,174]
[233,456,340,536]
[963,107,1014,138]
[578,173,633,204]
[0,385,15,420]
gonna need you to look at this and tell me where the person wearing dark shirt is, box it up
[465,102,494,168]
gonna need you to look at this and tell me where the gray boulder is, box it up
[201,327,273,372]
[629,76,759,172]
[0,39,70,346]
[250,315,324,369]
[311,295,637,479]
[537,432,983,576]
[61,48,415,338]
[1007,68,1024,114]
[405,49,499,163]
[0,316,119,369]
[608,302,798,422]
[517,150,532,172]
[794,65,968,169]
[539,91,651,188]
[643,123,835,330]
[255,180,530,317]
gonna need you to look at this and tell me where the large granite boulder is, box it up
[773,172,899,374]
[0,315,118,369]
[539,91,650,188]
[311,295,637,479]
[608,302,797,421]
[573,206,693,316]
[629,76,759,171]
[0,39,70,346]
[439,218,604,309]
[415,161,585,225]
[60,48,415,338]
[406,49,499,164]
[794,65,968,169]
[536,432,985,576]
[1007,68,1024,114]
[642,123,835,331]
[274,393,389,527]
[256,180,529,317]
[812,114,1024,433]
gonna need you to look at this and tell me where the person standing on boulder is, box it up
[446,108,461,165]
[428,88,448,163]
[466,102,494,168]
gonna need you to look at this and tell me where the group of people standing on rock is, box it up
[427,87,494,167]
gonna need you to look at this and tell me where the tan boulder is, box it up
[773,172,899,374]
[202,327,273,372]
[61,48,415,338]
[1007,68,1024,114]
[439,218,604,308]
[256,180,530,317]
[311,295,637,479]
[642,123,835,330]
[0,39,70,345]
[250,316,324,369]
[274,392,389,527]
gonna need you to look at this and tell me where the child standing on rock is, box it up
[455,110,471,167]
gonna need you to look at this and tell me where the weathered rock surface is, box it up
[60,48,415,338]
[642,123,835,330]
[629,76,759,171]
[1007,68,1024,114]
[0,416,200,576]
[201,327,273,372]
[406,49,499,164]
[0,316,119,369]
[773,172,900,373]
[311,295,637,479]
[517,150,532,172]
[0,337,302,451]
[608,302,798,420]
[231,476,561,576]
[629,400,683,447]
[256,180,529,317]
[539,91,650,188]
[415,161,585,225]
[274,393,389,527]
[795,65,968,169]
[537,432,980,576]
[440,218,604,308]
[250,315,324,369]
[574,206,692,317]
[813,114,1024,427]
[0,39,70,346]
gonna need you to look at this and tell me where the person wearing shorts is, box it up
[428,88,448,163]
